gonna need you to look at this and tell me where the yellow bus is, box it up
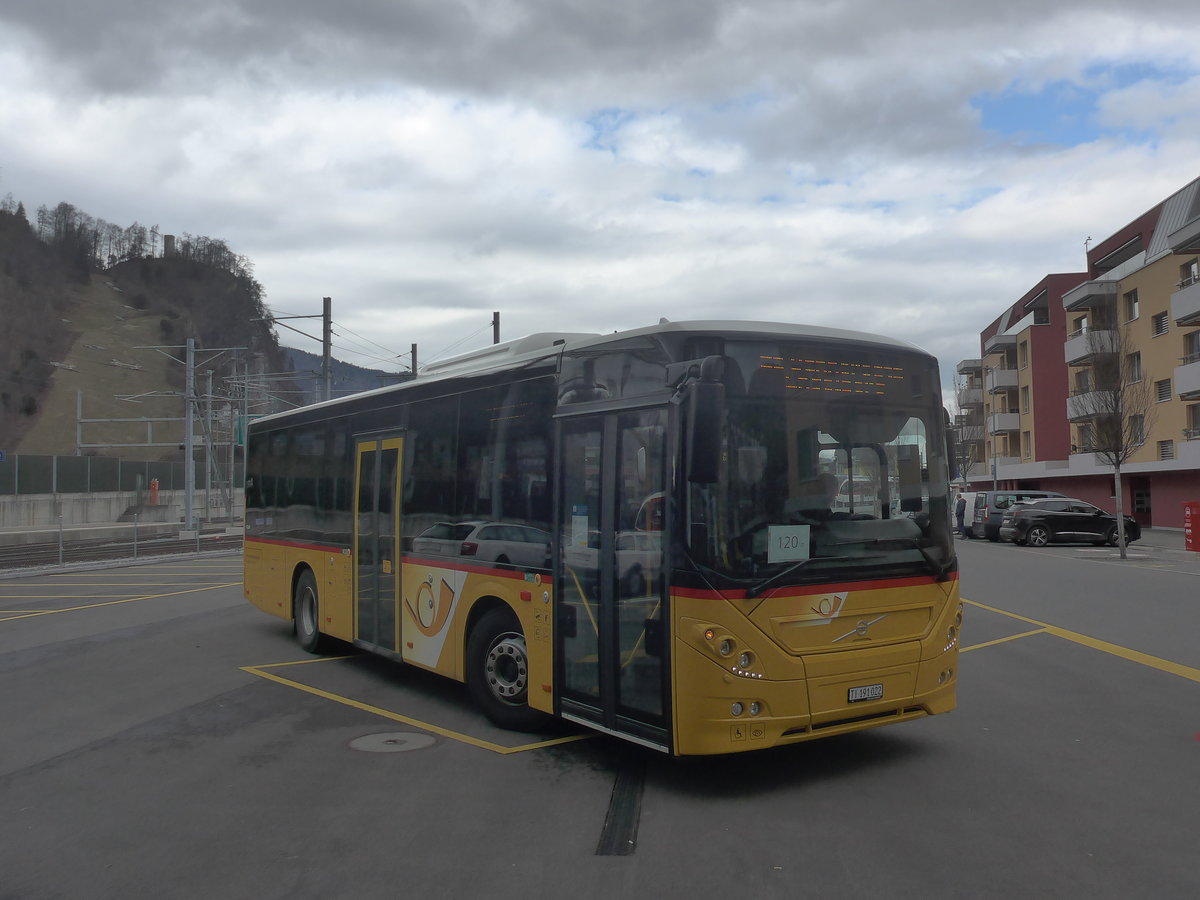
[243,320,960,755]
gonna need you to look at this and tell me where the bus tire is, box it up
[294,569,326,654]
[467,607,548,732]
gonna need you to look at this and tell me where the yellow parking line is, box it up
[0,582,242,622]
[242,657,590,755]
[962,628,1047,653]
[1,595,206,600]
[965,598,1200,683]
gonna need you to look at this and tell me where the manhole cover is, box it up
[348,732,436,753]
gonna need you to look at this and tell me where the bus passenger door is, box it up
[557,410,669,751]
[354,436,403,652]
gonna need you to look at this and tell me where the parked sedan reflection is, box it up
[412,521,551,568]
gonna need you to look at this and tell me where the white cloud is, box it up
[3,1,1200,393]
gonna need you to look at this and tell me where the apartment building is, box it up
[957,176,1200,529]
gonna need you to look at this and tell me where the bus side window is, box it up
[403,396,460,548]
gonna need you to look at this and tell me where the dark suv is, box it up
[999,498,1141,547]
[969,490,1065,541]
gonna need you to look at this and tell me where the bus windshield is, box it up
[685,341,954,590]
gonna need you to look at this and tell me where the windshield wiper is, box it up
[806,535,955,585]
[744,555,876,598]
[917,545,954,581]
[841,537,954,581]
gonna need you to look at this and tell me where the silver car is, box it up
[412,521,551,568]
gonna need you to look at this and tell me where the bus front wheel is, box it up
[294,569,326,653]
[467,607,548,732]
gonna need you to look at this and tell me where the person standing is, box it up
[955,491,967,535]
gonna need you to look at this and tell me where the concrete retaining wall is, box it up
[0,490,244,528]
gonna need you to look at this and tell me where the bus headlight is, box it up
[737,650,754,669]
[718,638,735,657]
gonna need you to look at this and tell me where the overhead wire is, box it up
[267,305,496,373]
[421,318,495,370]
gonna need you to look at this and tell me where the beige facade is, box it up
[956,176,1200,529]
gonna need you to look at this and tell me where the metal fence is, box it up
[0,454,241,495]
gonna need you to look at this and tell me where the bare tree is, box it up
[950,370,984,485]
[1071,323,1156,558]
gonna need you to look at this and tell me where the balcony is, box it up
[1176,356,1200,401]
[987,411,1019,434]
[986,367,1019,393]
[1062,279,1117,312]
[1166,212,1200,253]
[983,333,1016,356]
[957,385,983,408]
[1172,278,1200,327]
[956,425,984,442]
[1067,390,1112,422]
[1064,328,1117,366]
[956,358,983,376]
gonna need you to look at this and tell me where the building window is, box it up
[1019,341,1029,369]
[1158,440,1175,460]
[1186,405,1200,440]
[1126,351,1142,383]
[1185,331,1200,365]
[1130,414,1144,444]
[1022,431,1031,459]
[1152,312,1169,336]
[1181,258,1200,288]
[1021,385,1030,414]
[1077,423,1094,452]
[1156,378,1172,402]
[1123,289,1139,321]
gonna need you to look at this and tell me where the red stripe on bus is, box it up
[244,536,956,595]
[244,536,348,555]
[243,539,540,583]
[399,556,540,581]
[671,571,957,601]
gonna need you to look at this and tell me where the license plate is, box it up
[848,683,883,703]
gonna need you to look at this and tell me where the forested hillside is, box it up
[0,197,295,458]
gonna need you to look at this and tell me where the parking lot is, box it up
[2,541,1198,899]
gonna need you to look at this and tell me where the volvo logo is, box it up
[832,614,889,643]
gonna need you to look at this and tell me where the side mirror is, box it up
[687,357,725,484]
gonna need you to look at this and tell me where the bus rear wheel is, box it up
[467,607,548,732]
[294,569,326,653]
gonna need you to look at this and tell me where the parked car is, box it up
[969,489,1065,541]
[412,520,551,568]
[998,498,1141,547]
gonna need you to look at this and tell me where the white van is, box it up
[956,491,981,537]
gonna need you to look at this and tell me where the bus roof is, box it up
[422,319,927,374]
[252,319,931,426]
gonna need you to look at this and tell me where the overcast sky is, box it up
[3,1,1199,394]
